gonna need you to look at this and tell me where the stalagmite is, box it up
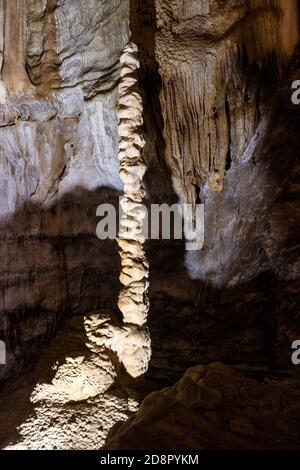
[115,42,151,378]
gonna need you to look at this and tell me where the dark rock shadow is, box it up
[128,0,300,385]
[0,185,122,383]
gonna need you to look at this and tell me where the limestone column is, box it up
[115,42,151,377]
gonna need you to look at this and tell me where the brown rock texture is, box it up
[135,0,300,381]
[131,0,298,197]
[0,0,299,383]
[0,0,131,380]
[105,363,300,450]
[0,0,299,451]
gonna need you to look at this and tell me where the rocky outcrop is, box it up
[0,311,138,450]
[147,74,300,381]
[85,309,150,382]
[1,0,130,97]
[105,363,300,450]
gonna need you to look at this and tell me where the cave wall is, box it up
[0,0,299,383]
[131,0,299,195]
[0,0,130,379]
[132,0,300,379]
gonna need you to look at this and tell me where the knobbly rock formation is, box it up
[117,42,151,377]
[105,363,300,450]
[0,311,138,450]
[85,310,150,380]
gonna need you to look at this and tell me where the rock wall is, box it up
[0,0,130,379]
[105,362,300,450]
[131,0,299,195]
[132,0,300,380]
[1,0,300,381]
[0,1,299,451]
[116,43,151,377]
[0,310,139,449]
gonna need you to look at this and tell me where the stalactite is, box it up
[115,42,151,378]
[2,0,32,94]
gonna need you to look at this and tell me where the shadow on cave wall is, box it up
[0,186,123,382]
[144,72,300,383]
[130,0,174,203]
[128,0,300,383]
[0,314,88,448]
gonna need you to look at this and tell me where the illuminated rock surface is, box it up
[117,42,151,377]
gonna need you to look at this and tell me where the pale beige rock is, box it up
[0,314,137,450]
[110,325,151,378]
[117,42,151,376]
[0,0,131,386]
[84,310,150,377]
